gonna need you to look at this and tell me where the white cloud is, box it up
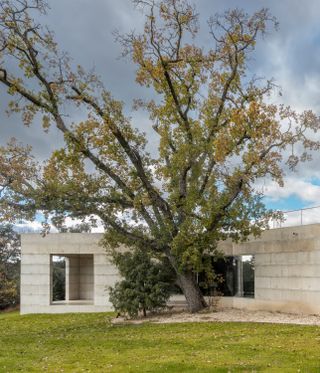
[259,177,320,228]
[271,206,320,229]
[62,216,105,233]
[14,220,55,233]
[14,215,105,234]
[259,178,320,205]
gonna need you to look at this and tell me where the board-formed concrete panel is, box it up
[20,233,121,314]
[224,224,320,314]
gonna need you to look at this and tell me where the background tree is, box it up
[0,224,20,310]
[0,0,319,311]
[51,257,65,302]
[58,222,92,233]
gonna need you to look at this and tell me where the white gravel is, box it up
[112,308,320,326]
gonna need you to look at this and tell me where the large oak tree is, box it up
[0,0,319,311]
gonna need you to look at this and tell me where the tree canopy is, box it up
[0,0,319,311]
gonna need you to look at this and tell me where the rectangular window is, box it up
[51,255,66,302]
[50,254,94,305]
[197,255,255,298]
[241,255,254,298]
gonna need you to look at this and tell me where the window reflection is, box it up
[198,255,254,298]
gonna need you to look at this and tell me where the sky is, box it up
[2,0,320,230]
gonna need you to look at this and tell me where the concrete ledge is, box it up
[20,304,112,314]
[221,297,320,315]
[169,295,320,315]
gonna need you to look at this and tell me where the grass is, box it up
[1,312,320,372]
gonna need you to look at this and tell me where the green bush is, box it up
[0,277,19,309]
[0,224,20,310]
[109,251,172,318]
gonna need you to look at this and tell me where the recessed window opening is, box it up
[52,256,66,302]
[50,254,94,305]
[197,254,255,298]
[241,255,255,298]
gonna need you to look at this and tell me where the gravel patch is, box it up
[112,308,320,326]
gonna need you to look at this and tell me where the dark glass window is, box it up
[242,255,254,298]
[51,256,66,302]
[197,255,254,298]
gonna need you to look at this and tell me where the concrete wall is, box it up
[216,224,320,314]
[62,254,94,301]
[67,255,79,300]
[79,255,94,300]
[21,224,320,315]
[21,233,121,314]
[20,252,51,310]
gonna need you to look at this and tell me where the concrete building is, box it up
[20,223,320,315]
[217,223,320,315]
[20,233,119,314]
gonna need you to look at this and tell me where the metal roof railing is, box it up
[270,205,320,229]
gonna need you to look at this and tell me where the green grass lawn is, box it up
[0,312,320,372]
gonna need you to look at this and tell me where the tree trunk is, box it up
[176,270,207,313]
[165,249,207,313]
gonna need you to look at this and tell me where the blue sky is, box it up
[264,196,308,212]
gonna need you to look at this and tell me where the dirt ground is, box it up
[111,307,320,326]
